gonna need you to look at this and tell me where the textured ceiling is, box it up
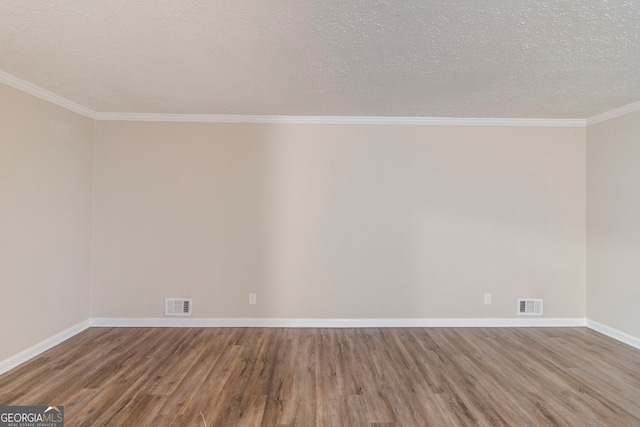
[1,0,639,118]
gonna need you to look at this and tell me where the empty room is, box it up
[1,1,640,426]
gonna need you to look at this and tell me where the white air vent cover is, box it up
[165,298,192,316]
[517,298,543,315]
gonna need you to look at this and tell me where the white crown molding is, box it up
[7,69,640,127]
[94,112,585,127]
[90,317,587,328]
[586,319,640,351]
[0,319,91,376]
[586,100,640,126]
[0,70,96,119]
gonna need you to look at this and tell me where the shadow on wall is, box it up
[90,122,585,319]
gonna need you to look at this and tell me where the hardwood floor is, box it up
[1,327,640,426]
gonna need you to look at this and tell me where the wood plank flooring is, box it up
[1,327,640,426]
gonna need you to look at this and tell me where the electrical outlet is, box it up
[484,293,492,304]
[248,293,257,305]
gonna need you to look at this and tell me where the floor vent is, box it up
[165,298,192,316]
[517,298,543,315]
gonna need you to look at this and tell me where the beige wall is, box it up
[587,110,640,337]
[0,84,94,361]
[7,75,640,365]
[92,121,586,319]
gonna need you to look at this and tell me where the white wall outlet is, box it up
[484,293,492,304]
[248,293,257,305]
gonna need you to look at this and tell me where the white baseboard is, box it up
[0,317,594,377]
[90,317,587,328]
[0,319,91,376]
[586,319,640,351]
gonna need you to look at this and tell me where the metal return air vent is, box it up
[165,298,192,316]
[517,298,543,315]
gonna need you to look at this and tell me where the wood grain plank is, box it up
[2,327,640,426]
